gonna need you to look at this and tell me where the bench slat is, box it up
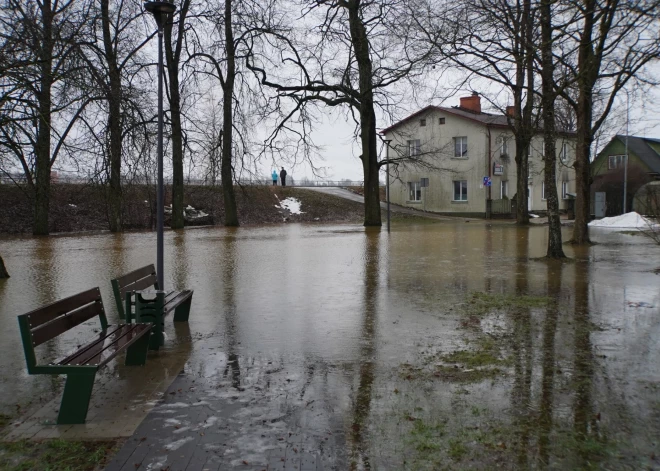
[120,275,158,300]
[21,288,101,329]
[56,325,124,365]
[114,265,155,290]
[163,290,193,314]
[31,301,103,347]
[57,324,152,368]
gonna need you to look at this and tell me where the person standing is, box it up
[272,169,278,186]
[280,167,287,187]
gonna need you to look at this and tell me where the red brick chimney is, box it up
[460,92,481,113]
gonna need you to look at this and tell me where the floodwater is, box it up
[1,221,659,469]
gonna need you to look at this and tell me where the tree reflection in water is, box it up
[222,230,241,390]
[512,229,533,468]
[349,230,380,470]
[538,260,562,464]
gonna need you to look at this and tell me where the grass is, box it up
[0,439,117,471]
[465,292,551,316]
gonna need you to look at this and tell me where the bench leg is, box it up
[125,331,151,366]
[173,295,193,322]
[57,371,96,425]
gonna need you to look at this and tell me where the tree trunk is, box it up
[571,0,596,245]
[540,0,565,258]
[222,0,239,227]
[102,0,123,232]
[0,255,9,279]
[33,0,54,236]
[348,0,381,227]
[515,136,530,225]
[164,1,190,230]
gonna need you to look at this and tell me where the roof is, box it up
[380,105,510,135]
[610,135,660,174]
[380,105,575,136]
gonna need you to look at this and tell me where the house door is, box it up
[527,186,532,211]
[595,192,606,218]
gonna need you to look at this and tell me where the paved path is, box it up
[304,187,479,222]
[104,353,347,471]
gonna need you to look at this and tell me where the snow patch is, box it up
[164,436,194,451]
[588,212,655,228]
[279,197,304,215]
[202,416,220,428]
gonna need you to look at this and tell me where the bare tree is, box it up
[247,0,433,226]
[0,0,90,235]
[540,0,565,258]
[557,0,660,244]
[164,0,192,229]
[78,0,153,232]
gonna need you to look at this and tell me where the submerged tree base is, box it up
[0,255,8,278]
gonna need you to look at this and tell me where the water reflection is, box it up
[512,230,532,468]
[172,230,189,291]
[349,229,380,470]
[573,258,596,466]
[538,261,562,465]
[0,222,657,469]
[222,230,241,390]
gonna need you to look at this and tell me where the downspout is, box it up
[487,125,492,218]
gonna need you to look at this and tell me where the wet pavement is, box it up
[1,221,659,469]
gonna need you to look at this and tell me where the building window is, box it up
[501,137,508,156]
[609,155,625,169]
[454,137,468,157]
[408,140,421,157]
[559,142,568,163]
[562,181,569,199]
[501,180,508,198]
[540,142,545,159]
[439,117,446,125]
[453,180,468,201]
[408,182,421,201]
[420,118,426,127]
[541,181,546,200]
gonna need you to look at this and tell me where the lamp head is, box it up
[144,2,176,30]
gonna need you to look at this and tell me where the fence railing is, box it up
[492,198,512,214]
[0,173,370,188]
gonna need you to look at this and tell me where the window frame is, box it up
[454,136,468,158]
[562,181,569,199]
[407,139,421,157]
[559,142,568,163]
[541,181,546,200]
[501,137,508,156]
[501,180,508,199]
[608,154,625,170]
[420,118,426,127]
[453,180,468,201]
[408,181,422,202]
[439,117,446,125]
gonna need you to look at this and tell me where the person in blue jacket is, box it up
[272,169,278,186]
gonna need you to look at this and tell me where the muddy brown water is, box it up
[0,221,659,469]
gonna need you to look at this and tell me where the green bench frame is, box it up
[17,288,152,424]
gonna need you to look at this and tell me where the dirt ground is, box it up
[0,184,366,234]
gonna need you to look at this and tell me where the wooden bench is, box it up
[111,265,193,323]
[17,288,152,424]
[111,265,193,349]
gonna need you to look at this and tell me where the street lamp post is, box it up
[144,1,176,290]
[623,89,629,214]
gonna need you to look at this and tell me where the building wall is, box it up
[384,109,576,216]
